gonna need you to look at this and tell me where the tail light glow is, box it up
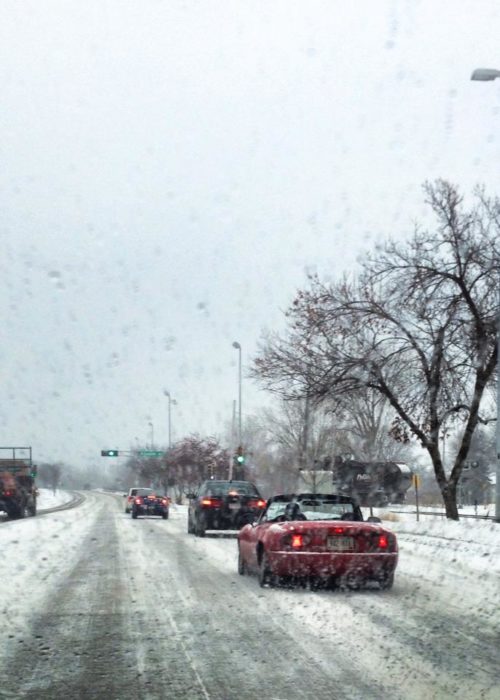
[248,499,266,508]
[283,532,311,549]
[134,497,143,505]
[378,535,388,549]
[200,497,222,507]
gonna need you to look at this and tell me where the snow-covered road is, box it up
[0,491,498,699]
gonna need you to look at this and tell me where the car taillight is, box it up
[200,497,222,507]
[282,532,309,549]
[248,499,266,508]
[378,535,388,549]
[332,527,344,534]
[135,497,143,505]
[161,499,168,505]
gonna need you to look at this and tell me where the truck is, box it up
[0,447,37,519]
[298,456,413,508]
[332,456,413,507]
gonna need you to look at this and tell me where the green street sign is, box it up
[139,450,164,458]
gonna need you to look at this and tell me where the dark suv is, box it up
[187,480,266,536]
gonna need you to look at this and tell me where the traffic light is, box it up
[235,446,246,465]
[101,450,119,457]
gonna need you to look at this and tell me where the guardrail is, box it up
[389,508,495,521]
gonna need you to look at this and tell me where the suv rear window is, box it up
[202,481,260,497]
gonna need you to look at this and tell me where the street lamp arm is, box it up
[471,68,500,81]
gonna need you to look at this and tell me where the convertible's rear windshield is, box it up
[203,481,259,497]
[265,498,356,521]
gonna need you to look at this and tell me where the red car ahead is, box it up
[237,493,398,590]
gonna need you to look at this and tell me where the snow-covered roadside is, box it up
[37,487,75,510]
[0,492,106,640]
[377,507,500,581]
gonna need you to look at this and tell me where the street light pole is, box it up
[163,390,177,448]
[232,341,242,448]
[148,421,154,448]
[471,66,500,522]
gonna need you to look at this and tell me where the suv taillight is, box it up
[135,497,143,505]
[200,497,222,507]
[248,499,266,509]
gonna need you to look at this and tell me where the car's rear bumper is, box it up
[203,510,259,529]
[134,507,168,516]
[267,551,398,578]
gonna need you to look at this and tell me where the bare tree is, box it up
[253,181,499,519]
[37,462,63,494]
[325,388,415,462]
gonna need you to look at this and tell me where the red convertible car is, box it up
[237,493,398,590]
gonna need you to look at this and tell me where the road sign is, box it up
[139,450,164,458]
[412,474,421,488]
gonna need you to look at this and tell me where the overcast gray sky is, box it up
[1,0,500,469]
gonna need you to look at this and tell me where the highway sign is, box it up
[139,450,164,458]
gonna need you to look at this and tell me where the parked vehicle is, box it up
[332,457,413,506]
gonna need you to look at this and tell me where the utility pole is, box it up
[229,399,236,480]
[301,395,311,470]
[232,341,242,449]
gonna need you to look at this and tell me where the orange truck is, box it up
[0,447,37,519]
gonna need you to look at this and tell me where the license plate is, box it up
[229,503,240,510]
[327,536,354,552]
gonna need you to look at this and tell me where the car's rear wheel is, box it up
[131,510,138,519]
[339,572,362,590]
[310,576,329,591]
[196,514,206,537]
[379,571,394,590]
[9,504,25,519]
[187,514,194,534]
[237,546,247,575]
[258,552,273,588]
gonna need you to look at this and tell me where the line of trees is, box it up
[124,435,230,503]
[251,181,499,519]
